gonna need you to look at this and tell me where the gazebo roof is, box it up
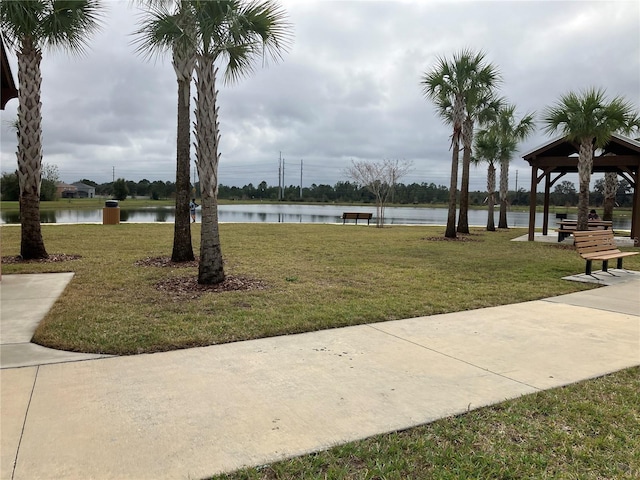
[1,35,18,110]
[522,133,640,173]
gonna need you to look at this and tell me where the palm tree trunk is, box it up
[445,140,459,238]
[445,97,464,239]
[487,162,496,231]
[17,37,47,259]
[171,48,195,262]
[577,140,593,231]
[603,171,617,221]
[457,117,473,234]
[195,57,224,284]
[198,193,224,282]
[498,157,509,228]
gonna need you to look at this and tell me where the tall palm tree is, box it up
[458,92,501,234]
[134,0,197,262]
[191,0,291,284]
[1,0,103,259]
[495,104,535,229]
[543,88,639,230]
[473,127,501,231]
[421,50,500,238]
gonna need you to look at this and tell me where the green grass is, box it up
[3,223,638,355]
[210,367,640,479]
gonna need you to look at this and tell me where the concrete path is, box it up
[0,273,111,369]
[1,272,638,480]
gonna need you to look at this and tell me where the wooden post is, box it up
[632,175,639,242]
[542,172,551,236]
[528,166,537,241]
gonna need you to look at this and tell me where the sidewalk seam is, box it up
[540,299,640,317]
[12,365,39,480]
[365,323,543,391]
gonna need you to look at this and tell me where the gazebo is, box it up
[522,133,640,242]
[1,35,18,110]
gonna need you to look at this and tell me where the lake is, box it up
[0,203,633,231]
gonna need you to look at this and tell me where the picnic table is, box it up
[556,219,613,242]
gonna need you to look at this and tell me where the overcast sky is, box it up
[1,0,639,192]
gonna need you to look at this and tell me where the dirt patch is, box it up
[135,256,199,268]
[422,235,480,242]
[1,253,82,264]
[156,275,268,300]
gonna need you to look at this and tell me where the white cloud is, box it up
[1,0,638,192]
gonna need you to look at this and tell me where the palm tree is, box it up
[421,50,500,238]
[543,88,639,230]
[458,92,501,234]
[134,0,197,262]
[1,0,103,259]
[191,0,291,284]
[473,128,501,231]
[495,105,535,229]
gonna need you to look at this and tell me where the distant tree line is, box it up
[1,173,633,208]
[0,164,59,201]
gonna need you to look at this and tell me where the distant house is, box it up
[56,182,78,198]
[73,182,96,198]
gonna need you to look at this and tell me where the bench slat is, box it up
[582,252,637,261]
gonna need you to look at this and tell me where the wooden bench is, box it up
[573,230,638,275]
[342,212,373,225]
[556,219,612,242]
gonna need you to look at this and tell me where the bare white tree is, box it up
[346,159,412,227]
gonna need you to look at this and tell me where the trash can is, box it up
[103,200,120,225]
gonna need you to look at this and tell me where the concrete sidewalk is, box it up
[1,273,111,369]
[1,273,639,480]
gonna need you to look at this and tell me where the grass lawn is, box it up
[3,223,638,355]
[2,223,638,478]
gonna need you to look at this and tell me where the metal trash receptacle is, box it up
[103,200,120,225]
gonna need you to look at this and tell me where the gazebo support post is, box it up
[542,172,551,235]
[632,176,639,242]
[528,166,538,241]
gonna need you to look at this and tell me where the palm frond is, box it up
[0,0,45,49]
[132,2,191,62]
[42,0,105,56]
[543,87,639,147]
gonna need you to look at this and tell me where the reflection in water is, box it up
[155,210,169,222]
[3,210,59,223]
[2,211,21,224]
[0,204,633,231]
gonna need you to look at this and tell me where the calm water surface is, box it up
[0,203,633,230]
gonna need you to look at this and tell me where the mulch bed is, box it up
[134,256,199,268]
[1,254,82,264]
[137,256,267,298]
[422,235,480,242]
[156,275,268,299]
